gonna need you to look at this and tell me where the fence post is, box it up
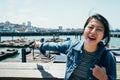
[21,48,26,62]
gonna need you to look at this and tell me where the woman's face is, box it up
[83,18,105,46]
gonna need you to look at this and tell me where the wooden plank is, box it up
[117,63,120,79]
[0,63,66,70]
[0,62,119,79]
[0,63,66,79]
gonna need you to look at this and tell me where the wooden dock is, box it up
[0,48,120,80]
[0,63,65,80]
[0,62,120,80]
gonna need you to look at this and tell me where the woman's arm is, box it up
[34,40,71,54]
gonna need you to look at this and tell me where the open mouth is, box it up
[88,36,96,40]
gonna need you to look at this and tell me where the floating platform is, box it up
[0,49,18,61]
[0,38,34,48]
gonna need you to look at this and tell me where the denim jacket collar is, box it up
[73,39,84,53]
[73,40,106,60]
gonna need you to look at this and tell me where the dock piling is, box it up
[21,48,26,62]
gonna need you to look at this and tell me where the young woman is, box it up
[35,14,116,80]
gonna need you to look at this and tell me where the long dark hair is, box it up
[83,14,110,46]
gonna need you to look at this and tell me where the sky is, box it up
[0,0,120,30]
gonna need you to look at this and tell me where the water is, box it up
[1,35,119,46]
[0,35,120,59]
[109,37,120,46]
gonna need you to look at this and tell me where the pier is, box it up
[0,33,120,80]
[0,48,120,80]
[110,32,120,38]
[0,32,120,39]
[0,32,82,36]
[0,62,120,80]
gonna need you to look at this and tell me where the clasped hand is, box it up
[92,65,109,80]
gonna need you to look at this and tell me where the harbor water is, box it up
[0,35,120,59]
[1,35,120,46]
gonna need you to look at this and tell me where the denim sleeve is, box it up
[106,52,117,80]
[39,40,71,55]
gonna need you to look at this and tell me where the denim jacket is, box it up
[39,40,116,80]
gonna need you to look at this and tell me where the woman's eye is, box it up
[88,26,93,29]
[97,28,103,31]
[87,25,91,28]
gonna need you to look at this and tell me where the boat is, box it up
[0,48,18,61]
[0,51,8,61]
[6,48,18,56]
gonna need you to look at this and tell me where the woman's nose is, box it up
[91,28,97,34]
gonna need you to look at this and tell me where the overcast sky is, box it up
[0,0,120,30]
